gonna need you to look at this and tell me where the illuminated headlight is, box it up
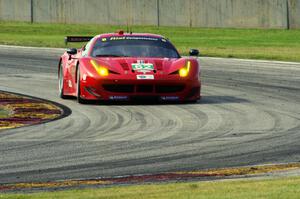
[179,60,191,77]
[179,68,188,77]
[91,60,109,76]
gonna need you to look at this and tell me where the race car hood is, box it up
[94,57,188,75]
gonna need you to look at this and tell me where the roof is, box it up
[95,31,165,39]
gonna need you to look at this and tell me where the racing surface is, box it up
[0,45,299,184]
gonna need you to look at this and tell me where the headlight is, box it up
[179,68,188,77]
[179,60,191,77]
[91,60,109,76]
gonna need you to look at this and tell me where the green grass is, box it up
[2,177,300,199]
[1,21,300,61]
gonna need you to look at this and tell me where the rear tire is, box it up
[77,66,87,104]
[59,62,68,99]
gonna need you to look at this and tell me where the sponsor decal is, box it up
[132,60,154,74]
[109,96,129,100]
[110,36,125,41]
[68,80,72,88]
[82,74,87,81]
[109,36,159,41]
[136,75,154,80]
[161,96,180,101]
[101,38,107,42]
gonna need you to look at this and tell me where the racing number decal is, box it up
[132,60,155,80]
[132,63,154,71]
[132,60,154,71]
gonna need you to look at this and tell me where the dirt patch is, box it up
[1,163,300,192]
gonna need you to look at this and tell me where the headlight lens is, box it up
[179,68,188,77]
[179,60,191,77]
[91,60,109,76]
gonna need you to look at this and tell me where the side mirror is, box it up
[189,49,199,56]
[67,48,77,55]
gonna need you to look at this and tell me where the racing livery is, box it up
[58,31,201,103]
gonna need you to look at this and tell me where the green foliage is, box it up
[0,21,300,61]
[1,177,300,199]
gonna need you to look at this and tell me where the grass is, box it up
[1,21,300,61]
[1,177,300,199]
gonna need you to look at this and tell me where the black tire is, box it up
[59,62,68,99]
[76,66,87,104]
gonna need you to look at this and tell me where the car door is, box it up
[65,50,81,94]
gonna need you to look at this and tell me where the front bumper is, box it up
[80,78,201,102]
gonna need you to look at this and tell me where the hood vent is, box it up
[155,61,163,71]
[120,62,129,70]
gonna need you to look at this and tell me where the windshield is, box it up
[91,36,180,58]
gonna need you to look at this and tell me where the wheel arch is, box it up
[75,60,80,83]
[58,57,63,78]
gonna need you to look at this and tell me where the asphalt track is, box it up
[0,45,299,184]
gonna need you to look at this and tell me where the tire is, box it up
[58,62,68,99]
[76,66,87,104]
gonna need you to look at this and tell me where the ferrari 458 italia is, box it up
[58,31,201,103]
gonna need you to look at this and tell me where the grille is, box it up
[136,85,153,93]
[155,85,185,93]
[102,84,185,93]
[103,84,134,93]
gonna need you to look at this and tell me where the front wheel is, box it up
[59,62,68,99]
[76,66,87,104]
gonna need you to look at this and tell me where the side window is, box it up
[82,38,95,57]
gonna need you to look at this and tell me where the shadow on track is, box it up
[198,95,249,104]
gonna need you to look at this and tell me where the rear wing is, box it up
[64,36,93,45]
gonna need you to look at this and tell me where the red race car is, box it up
[58,31,201,103]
